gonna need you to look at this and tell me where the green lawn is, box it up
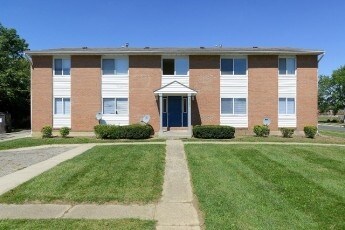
[185,144,345,229]
[0,145,165,204]
[0,219,155,230]
[185,134,345,144]
[319,130,345,138]
[0,137,165,151]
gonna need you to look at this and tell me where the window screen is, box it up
[103,98,115,114]
[116,98,128,114]
[221,98,233,114]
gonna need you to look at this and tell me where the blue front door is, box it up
[168,96,182,127]
[162,96,188,127]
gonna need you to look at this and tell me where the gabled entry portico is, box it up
[154,81,197,136]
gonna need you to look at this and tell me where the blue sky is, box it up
[1,0,344,75]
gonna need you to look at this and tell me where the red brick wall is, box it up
[31,56,53,132]
[248,55,278,130]
[297,55,318,130]
[189,55,220,125]
[129,56,161,131]
[71,55,101,131]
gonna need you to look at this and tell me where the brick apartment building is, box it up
[26,47,324,136]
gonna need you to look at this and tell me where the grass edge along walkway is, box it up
[0,219,155,230]
[0,144,166,204]
[0,137,165,151]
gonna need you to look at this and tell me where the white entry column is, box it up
[159,93,163,135]
[188,94,192,135]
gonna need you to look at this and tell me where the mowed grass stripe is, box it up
[0,145,165,204]
[0,219,155,230]
[186,144,345,229]
[186,145,317,229]
[260,145,345,199]
[234,147,344,228]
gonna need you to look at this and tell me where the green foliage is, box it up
[94,124,152,139]
[304,126,317,138]
[318,66,345,115]
[280,128,295,138]
[59,127,71,138]
[41,126,52,138]
[253,125,270,137]
[0,24,30,128]
[193,125,235,139]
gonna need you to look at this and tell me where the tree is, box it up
[318,66,345,120]
[331,66,345,117]
[0,23,30,128]
[318,75,333,113]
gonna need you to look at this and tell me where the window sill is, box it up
[102,113,129,116]
[220,74,248,77]
[162,75,189,77]
[278,74,296,77]
[102,74,129,77]
[53,75,71,78]
[53,114,71,117]
[220,114,247,116]
[278,114,296,116]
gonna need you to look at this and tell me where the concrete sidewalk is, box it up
[155,140,200,229]
[0,141,202,229]
[0,130,31,142]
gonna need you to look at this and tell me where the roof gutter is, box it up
[23,52,33,66]
[317,53,325,63]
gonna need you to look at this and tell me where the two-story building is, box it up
[26,47,324,136]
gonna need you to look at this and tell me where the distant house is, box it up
[26,47,324,136]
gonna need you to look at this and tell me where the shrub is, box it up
[280,128,295,138]
[59,127,71,138]
[253,125,270,137]
[41,125,53,138]
[304,126,317,138]
[193,125,235,139]
[94,124,152,139]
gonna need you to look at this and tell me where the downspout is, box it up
[316,52,325,135]
[23,52,33,136]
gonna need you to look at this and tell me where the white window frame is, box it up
[53,57,71,77]
[53,97,71,115]
[278,97,296,115]
[102,98,129,115]
[101,56,129,76]
[161,56,189,76]
[278,56,296,76]
[220,56,248,76]
[220,97,247,115]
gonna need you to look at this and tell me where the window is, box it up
[279,98,295,114]
[54,58,70,76]
[103,98,128,114]
[221,58,247,75]
[54,98,70,115]
[221,98,247,115]
[102,58,128,75]
[279,57,296,75]
[162,57,188,75]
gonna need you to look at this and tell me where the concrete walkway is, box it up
[155,140,200,229]
[0,130,31,142]
[0,140,202,229]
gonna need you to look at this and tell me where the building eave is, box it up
[25,47,325,56]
